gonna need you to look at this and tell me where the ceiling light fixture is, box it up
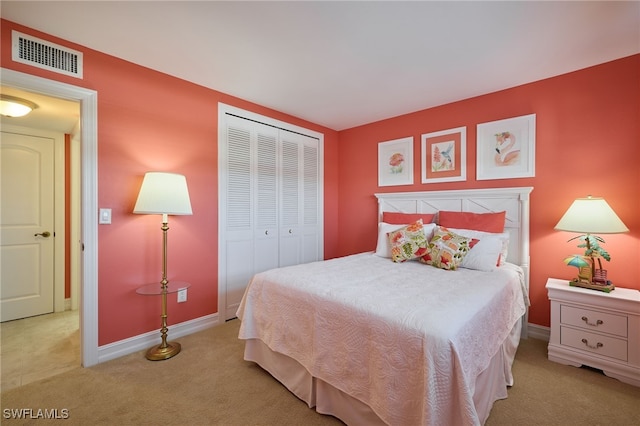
[0,94,38,117]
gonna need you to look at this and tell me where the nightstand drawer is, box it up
[560,326,628,361]
[560,305,627,337]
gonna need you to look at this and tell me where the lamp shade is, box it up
[133,172,193,215]
[554,196,629,234]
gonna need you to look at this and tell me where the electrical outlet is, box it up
[177,288,187,303]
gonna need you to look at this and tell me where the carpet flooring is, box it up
[2,319,639,425]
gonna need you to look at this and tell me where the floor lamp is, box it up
[134,172,192,360]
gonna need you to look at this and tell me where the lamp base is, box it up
[145,341,181,361]
[569,279,615,293]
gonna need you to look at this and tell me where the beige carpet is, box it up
[1,319,639,425]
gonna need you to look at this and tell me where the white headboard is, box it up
[375,187,534,337]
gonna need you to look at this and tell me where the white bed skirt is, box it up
[243,319,522,425]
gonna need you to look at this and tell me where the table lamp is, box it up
[555,196,629,291]
[134,172,192,360]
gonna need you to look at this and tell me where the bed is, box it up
[237,187,533,425]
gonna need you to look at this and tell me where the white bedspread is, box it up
[237,253,527,426]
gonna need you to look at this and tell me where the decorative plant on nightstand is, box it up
[572,234,611,280]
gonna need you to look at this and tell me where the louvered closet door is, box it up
[279,131,320,267]
[219,105,323,321]
[254,125,279,273]
[301,139,320,263]
[223,116,255,318]
[223,116,281,319]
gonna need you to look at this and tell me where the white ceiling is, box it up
[1,1,639,131]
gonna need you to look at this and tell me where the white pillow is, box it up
[459,236,503,271]
[422,222,438,241]
[375,222,437,258]
[447,227,510,267]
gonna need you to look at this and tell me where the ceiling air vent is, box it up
[12,30,83,79]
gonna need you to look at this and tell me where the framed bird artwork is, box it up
[421,126,467,183]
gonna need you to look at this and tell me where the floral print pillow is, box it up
[420,226,473,270]
[388,219,428,263]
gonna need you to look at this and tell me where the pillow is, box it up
[388,220,428,263]
[419,226,473,270]
[375,222,405,257]
[438,210,506,233]
[459,236,504,271]
[382,212,436,225]
[448,227,510,266]
[375,222,437,258]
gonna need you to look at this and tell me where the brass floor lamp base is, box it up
[145,341,181,361]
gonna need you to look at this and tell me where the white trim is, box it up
[1,68,99,367]
[97,314,218,363]
[527,323,550,341]
[70,122,81,311]
[53,129,65,313]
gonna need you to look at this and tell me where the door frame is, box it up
[1,124,66,315]
[1,68,99,367]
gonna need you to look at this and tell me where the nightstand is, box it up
[546,278,640,386]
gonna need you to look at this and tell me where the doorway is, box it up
[1,90,80,389]
[1,68,99,367]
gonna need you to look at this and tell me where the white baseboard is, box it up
[527,323,550,341]
[97,313,220,364]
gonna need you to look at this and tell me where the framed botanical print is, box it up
[378,136,414,187]
[421,126,466,183]
[476,114,536,180]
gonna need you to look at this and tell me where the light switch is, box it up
[99,208,112,224]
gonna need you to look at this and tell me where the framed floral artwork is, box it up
[378,136,414,187]
[476,114,536,180]
[421,126,466,183]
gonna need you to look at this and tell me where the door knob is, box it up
[34,231,51,238]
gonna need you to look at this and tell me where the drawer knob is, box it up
[581,316,603,327]
[581,338,603,350]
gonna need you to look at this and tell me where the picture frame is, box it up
[421,126,466,183]
[378,136,414,187]
[476,113,536,180]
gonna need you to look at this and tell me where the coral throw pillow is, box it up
[438,211,506,233]
[382,212,436,225]
[420,226,473,270]
[388,220,428,263]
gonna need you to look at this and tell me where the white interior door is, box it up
[1,131,55,322]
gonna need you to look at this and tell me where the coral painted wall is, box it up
[336,54,640,327]
[1,20,339,345]
[2,18,637,344]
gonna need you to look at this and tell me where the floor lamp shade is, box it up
[134,172,192,216]
[554,196,629,234]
